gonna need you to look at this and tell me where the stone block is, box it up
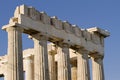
[100,36,104,46]
[48,43,57,53]
[72,25,82,37]
[91,33,100,44]
[28,7,40,21]
[82,30,91,41]
[86,32,91,41]
[87,27,110,38]
[14,5,29,17]
[63,21,73,33]
[35,10,41,21]
[81,29,86,38]
[40,12,51,24]
[20,5,29,16]
[14,6,20,17]
[51,16,63,30]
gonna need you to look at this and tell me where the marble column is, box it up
[48,51,57,80]
[57,43,71,80]
[4,73,7,80]
[33,35,49,80]
[91,56,104,80]
[6,26,24,80]
[4,66,8,80]
[77,49,90,80]
[71,60,77,80]
[24,56,34,80]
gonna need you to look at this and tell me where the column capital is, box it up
[6,26,24,32]
[91,56,104,65]
[90,54,104,61]
[77,49,88,54]
[57,42,70,48]
[24,55,33,61]
[76,49,89,59]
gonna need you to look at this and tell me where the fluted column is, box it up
[4,68,7,80]
[24,56,34,80]
[48,50,57,80]
[77,49,90,80]
[57,43,71,80]
[33,35,49,80]
[4,63,8,80]
[91,56,104,80]
[6,26,24,80]
[4,73,7,80]
[71,60,77,80]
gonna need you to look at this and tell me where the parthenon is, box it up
[0,5,110,80]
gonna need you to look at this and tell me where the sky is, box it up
[0,0,119,80]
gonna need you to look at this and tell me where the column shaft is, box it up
[4,71,7,80]
[48,53,56,80]
[71,61,77,80]
[25,56,34,80]
[33,36,49,80]
[77,50,90,80]
[7,27,23,80]
[4,64,8,80]
[92,57,104,80]
[57,44,71,80]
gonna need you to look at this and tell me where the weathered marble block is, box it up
[51,16,63,30]
[40,12,51,24]
[63,21,73,33]
[28,7,40,21]
[72,25,82,37]
[82,30,91,41]
[14,5,29,17]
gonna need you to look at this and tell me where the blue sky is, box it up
[0,0,119,80]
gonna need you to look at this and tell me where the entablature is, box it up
[2,5,110,56]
